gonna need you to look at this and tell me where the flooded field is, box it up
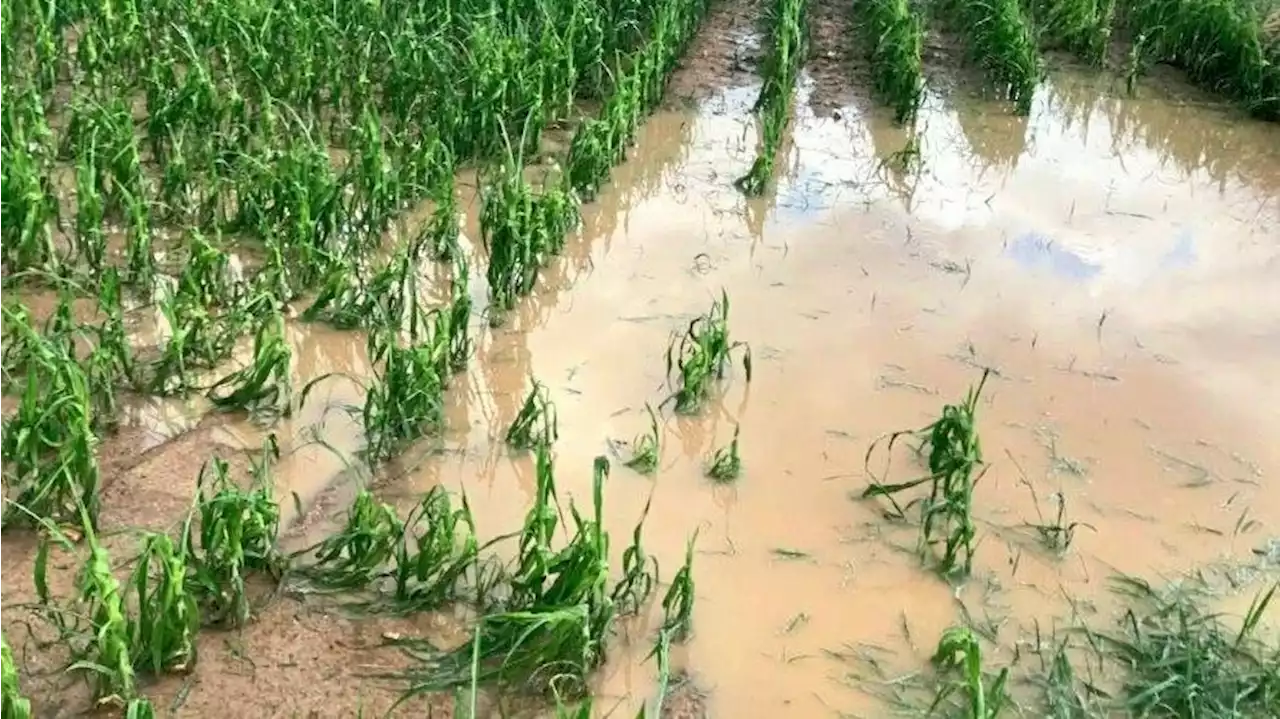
[3,0,1279,716]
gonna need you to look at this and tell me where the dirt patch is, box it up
[665,0,765,104]
[805,0,874,115]
[143,599,458,718]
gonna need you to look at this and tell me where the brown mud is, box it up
[4,0,1280,716]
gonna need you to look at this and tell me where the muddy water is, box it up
[219,63,1280,717]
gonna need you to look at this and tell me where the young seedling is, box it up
[505,379,558,450]
[705,424,743,482]
[623,404,662,474]
[665,291,752,414]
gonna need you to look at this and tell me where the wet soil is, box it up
[4,0,1280,716]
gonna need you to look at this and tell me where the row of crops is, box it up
[848,0,1280,123]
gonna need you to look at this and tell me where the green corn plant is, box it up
[1026,0,1116,65]
[863,369,990,578]
[856,0,925,123]
[293,490,404,591]
[611,497,658,615]
[705,424,743,482]
[659,531,698,642]
[505,379,558,449]
[422,175,461,261]
[125,533,200,674]
[0,120,59,275]
[181,456,284,627]
[2,634,31,719]
[391,454,619,701]
[125,698,157,719]
[73,142,108,273]
[362,313,449,464]
[58,508,137,704]
[481,155,579,319]
[1122,0,1279,120]
[391,487,480,610]
[85,268,135,426]
[207,312,293,417]
[664,291,752,414]
[623,404,662,474]
[1,341,102,530]
[150,288,234,396]
[930,626,1010,718]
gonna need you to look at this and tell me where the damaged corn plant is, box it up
[386,450,669,704]
[181,454,284,627]
[863,369,990,578]
[665,291,752,414]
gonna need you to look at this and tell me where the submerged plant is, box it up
[1025,488,1095,555]
[659,532,698,642]
[665,291,752,414]
[505,379,558,449]
[207,312,293,417]
[623,404,662,474]
[863,369,990,578]
[930,626,1010,718]
[705,424,743,482]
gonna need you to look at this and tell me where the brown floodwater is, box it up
[238,63,1280,716]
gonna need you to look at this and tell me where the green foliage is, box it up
[736,0,809,195]
[665,291,752,414]
[857,0,925,123]
[864,370,990,578]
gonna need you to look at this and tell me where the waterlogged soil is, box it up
[6,2,1280,717]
